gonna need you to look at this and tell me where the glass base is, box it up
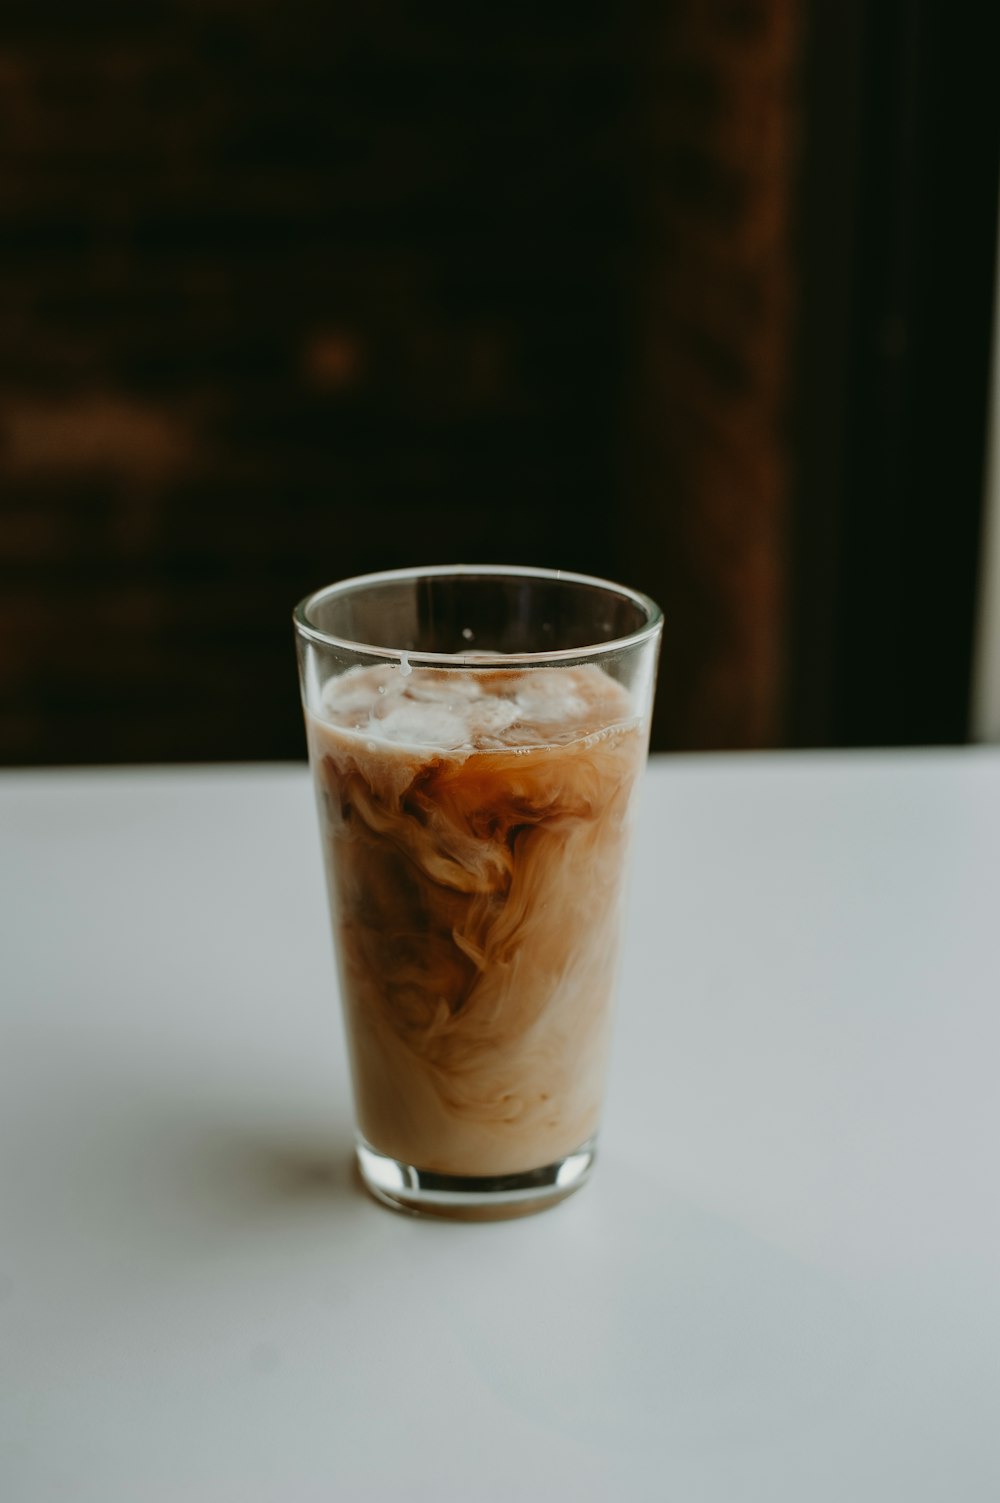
[355,1136,597,1221]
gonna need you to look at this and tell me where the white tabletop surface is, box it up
[2,751,999,1502]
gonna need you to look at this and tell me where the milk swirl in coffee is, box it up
[307,661,647,1178]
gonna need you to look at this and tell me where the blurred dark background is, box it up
[1,0,996,764]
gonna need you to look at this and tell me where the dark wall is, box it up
[1,5,632,761]
[790,1,998,748]
[14,3,983,764]
[1,4,649,762]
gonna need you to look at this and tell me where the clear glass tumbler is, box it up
[294,565,662,1218]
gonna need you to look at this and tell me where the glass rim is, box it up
[293,563,663,668]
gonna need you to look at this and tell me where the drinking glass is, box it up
[294,565,662,1218]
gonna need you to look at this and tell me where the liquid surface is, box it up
[308,663,648,1176]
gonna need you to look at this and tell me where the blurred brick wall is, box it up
[0,1,801,763]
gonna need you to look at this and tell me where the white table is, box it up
[2,752,999,1502]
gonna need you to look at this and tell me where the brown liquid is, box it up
[307,663,647,1177]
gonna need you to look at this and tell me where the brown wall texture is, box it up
[0,1,801,764]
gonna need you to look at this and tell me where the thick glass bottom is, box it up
[355,1136,597,1220]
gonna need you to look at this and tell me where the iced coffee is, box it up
[306,660,648,1180]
